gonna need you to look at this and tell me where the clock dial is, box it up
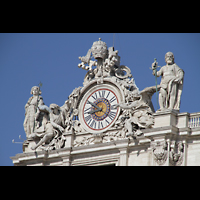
[82,88,119,133]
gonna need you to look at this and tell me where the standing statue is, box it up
[23,86,44,138]
[152,52,184,112]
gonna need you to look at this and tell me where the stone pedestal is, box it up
[153,110,177,128]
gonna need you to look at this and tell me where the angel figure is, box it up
[115,87,155,137]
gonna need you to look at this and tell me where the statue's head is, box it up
[50,103,59,110]
[91,38,107,60]
[50,103,60,114]
[165,52,175,65]
[30,86,41,95]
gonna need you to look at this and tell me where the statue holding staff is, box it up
[151,52,184,112]
[23,86,44,138]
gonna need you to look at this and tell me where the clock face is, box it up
[79,84,121,133]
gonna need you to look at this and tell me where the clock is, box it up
[78,83,122,134]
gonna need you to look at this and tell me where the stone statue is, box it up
[68,87,82,113]
[115,87,155,137]
[78,38,123,85]
[27,105,54,150]
[23,86,44,138]
[25,86,83,151]
[152,52,184,112]
[44,103,69,150]
[49,103,66,132]
[29,104,65,150]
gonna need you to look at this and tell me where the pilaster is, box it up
[115,139,129,166]
[63,130,74,148]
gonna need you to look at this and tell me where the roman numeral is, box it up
[98,121,104,129]
[85,115,92,122]
[90,120,96,129]
[101,90,105,98]
[105,119,110,125]
[84,107,91,114]
[108,111,116,120]
[98,90,105,98]
[86,101,91,105]
[109,96,116,103]
[106,91,110,99]
[92,93,97,100]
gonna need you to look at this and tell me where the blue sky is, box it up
[0,33,199,166]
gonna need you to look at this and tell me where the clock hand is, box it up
[87,108,102,114]
[87,100,101,109]
[101,110,106,114]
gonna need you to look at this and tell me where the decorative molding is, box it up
[151,140,168,165]
[169,141,184,166]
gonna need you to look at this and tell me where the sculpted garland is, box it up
[22,38,184,151]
